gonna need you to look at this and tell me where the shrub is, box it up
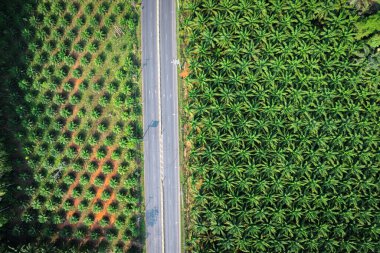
[80,147,91,160]
[60,108,71,118]
[69,94,81,105]
[113,124,122,135]
[99,95,110,107]
[52,121,64,131]
[64,56,75,66]
[108,82,118,93]
[67,121,79,132]
[87,69,96,79]
[95,56,105,66]
[97,123,108,133]
[104,135,114,146]
[95,30,105,40]
[84,2,93,14]
[102,162,113,174]
[88,136,98,146]
[78,200,89,212]
[93,202,103,213]
[66,146,77,159]
[109,177,119,189]
[38,213,48,224]
[53,188,64,198]
[63,174,75,185]
[81,56,89,66]
[84,188,96,201]
[62,200,74,211]
[79,173,90,186]
[72,187,81,198]
[90,230,101,240]
[99,216,109,227]
[76,16,85,27]
[72,69,82,79]
[94,176,104,187]
[77,108,86,118]
[115,216,125,230]
[101,190,111,201]
[74,43,84,53]
[73,229,85,240]
[108,202,118,214]
[87,161,98,173]
[63,82,73,92]
[92,82,102,91]
[87,43,98,54]
[83,215,94,226]
[79,80,89,92]
[69,213,80,224]
[45,199,57,211]
[111,150,121,160]
[91,15,100,27]
[118,164,129,175]
[96,148,107,160]
[74,134,85,145]
[52,214,63,224]
[11,0,144,246]
[53,94,65,105]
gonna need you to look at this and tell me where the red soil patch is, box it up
[56,46,84,93]
[55,151,119,244]
[72,77,84,92]
[84,145,119,228]
[180,62,190,79]
[89,146,116,184]
[93,189,116,224]
[51,3,130,243]
[74,198,81,207]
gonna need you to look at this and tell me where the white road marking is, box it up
[156,0,165,252]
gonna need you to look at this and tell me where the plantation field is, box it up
[2,0,143,251]
[181,0,380,252]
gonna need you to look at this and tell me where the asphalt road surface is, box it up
[142,0,163,252]
[142,0,181,252]
[160,0,181,252]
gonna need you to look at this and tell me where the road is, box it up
[160,0,181,252]
[142,0,181,252]
[142,0,163,252]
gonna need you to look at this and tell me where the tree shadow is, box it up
[0,0,79,251]
[0,0,41,246]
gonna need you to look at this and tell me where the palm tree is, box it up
[348,0,374,13]
[253,239,270,252]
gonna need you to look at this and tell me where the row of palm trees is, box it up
[181,0,380,252]
[3,0,143,251]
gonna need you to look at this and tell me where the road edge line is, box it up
[172,0,182,251]
[156,0,165,252]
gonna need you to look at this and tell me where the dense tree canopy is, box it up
[181,0,380,252]
[0,137,11,228]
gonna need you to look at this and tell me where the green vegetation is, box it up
[0,0,143,251]
[181,0,380,252]
[355,12,380,47]
[0,138,11,228]
[350,0,380,48]
[0,243,85,253]
[356,12,380,39]
[348,0,379,14]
